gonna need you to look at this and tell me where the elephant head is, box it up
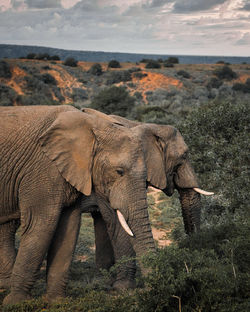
[82,108,213,234]
[39,109,155,256]
[112,116,213,234]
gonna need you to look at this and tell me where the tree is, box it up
[108,60,121,68]
[88,63,103,76]
[64,57,78,67]
[145,60,161,69]
[91,86,135,117]
[213,65,237,80]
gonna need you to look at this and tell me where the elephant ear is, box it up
[136,125,167,189]
[39,111,95,196]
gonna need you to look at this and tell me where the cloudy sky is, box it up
[0,0,249,56]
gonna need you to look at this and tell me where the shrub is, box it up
[177,70,191,78]
[0,60,12,78]
[206,77,223,89]
[0,84,16,106]
[133,72,148,79]
[163,62,174,68]
[71,88,88,102]
[106,70,132,85]
[166,56,179,64]
[49,55,60,61]
[145,60,161,69]
[213,65,237,80]
[91,86,135,117]
[35,53,50,60]
[108,60,121,68]
[88,63,103,76]
[17,93,58,106]
[26,53,36,59]
[179,97,250,215]
[39,73,57,85]
[64,57,78,67]
[232,79,250,93]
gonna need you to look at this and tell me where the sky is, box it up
[0,0,250,56]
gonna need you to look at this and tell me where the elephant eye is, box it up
[116,168,124,176]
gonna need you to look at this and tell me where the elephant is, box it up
[80,108,213,289]
[0,105,155,305]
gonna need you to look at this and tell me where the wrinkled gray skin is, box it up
[81,109,202,289]
[0,106,155,305]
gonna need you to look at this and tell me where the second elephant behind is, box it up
[82,108,213,290]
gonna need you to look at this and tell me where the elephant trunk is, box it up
[128,197,155,256]
[178,188,201,234]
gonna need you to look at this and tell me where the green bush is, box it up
[71,88,88,102]
[145,60,161,69]
[39,73,57,85]
[213,65,237,80]
[88,63,103,76]
[49,55,60,61]
[108,60,121,68]
[165,56,179,64]
[0,84,16,106]
[0,60,12,79]
[26,53,36,59]
[91,86,135,117]
[232,80,250,93]
[179,97,250,215]
[64,57,78,67]
[206,77,223,89]
[35,53,50,60]
[177,70,191,78]
[106,70,132,85]
[163,62,174,68]
[133,72,147,79]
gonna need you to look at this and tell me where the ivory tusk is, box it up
[193,187,214,196]
[116,210,134,237]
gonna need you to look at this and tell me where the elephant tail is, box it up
[0,211,20,225]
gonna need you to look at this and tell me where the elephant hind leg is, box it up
[0,220,19,289]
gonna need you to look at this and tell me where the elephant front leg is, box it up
[95,211,136,290]
[45,205,81,302]
[111,222,136,290]
[0,221,19,289]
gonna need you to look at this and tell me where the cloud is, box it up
[25,0,62,9]
[236,32,250,45]
[240,3,250,11]
[147,0,173,8]
[173,0,228,13]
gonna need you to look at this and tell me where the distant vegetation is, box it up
[64,57,78,67]
[25,53,60,61]
[213,65,237,80]
[145,59,161,69]
[91,86,135,117]
[88,63,103,76]
[108,59,121,68]
[0,60,12,78]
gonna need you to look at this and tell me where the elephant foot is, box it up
[112,278,136,291]
[3,292,31,305]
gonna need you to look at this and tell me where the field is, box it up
[0,56,249,311]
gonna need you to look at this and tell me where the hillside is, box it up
[1,57,250,120]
